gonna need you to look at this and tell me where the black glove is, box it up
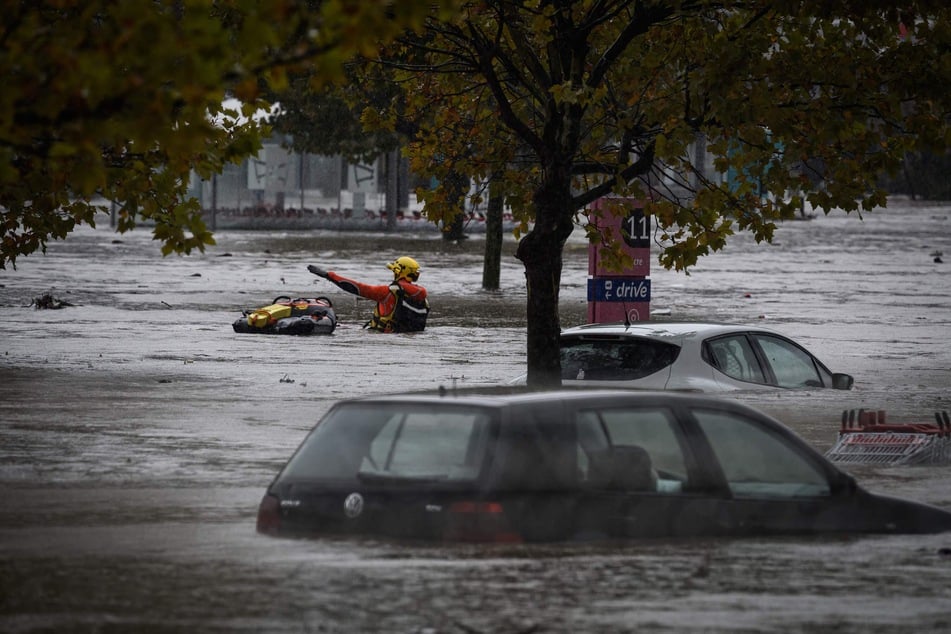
[308,264,329,279]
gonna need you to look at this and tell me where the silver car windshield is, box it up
[278,404,493,483]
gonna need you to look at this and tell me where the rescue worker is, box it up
[307,256,430,332]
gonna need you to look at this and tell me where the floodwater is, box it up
[1,200,950,633]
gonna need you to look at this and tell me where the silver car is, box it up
[555,322,854,392]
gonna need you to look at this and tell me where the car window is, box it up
[368,411,489,479]
[279,404,491,482]
[751,334,823,388]
[706,335,766,383]
[560,338,679,381]
[693,409,831,497]
[576,407,688,493]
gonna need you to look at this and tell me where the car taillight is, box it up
[256,494,281,534]
[444,501,522,543]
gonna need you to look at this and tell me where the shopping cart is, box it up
[825,409,951,466]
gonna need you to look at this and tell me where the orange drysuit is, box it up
[326,272,429,333]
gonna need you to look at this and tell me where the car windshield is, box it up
[277,403,494,483]
[560,337,680,380]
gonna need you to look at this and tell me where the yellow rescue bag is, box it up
[247,303,293,328]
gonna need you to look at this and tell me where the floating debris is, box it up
[31,293,73,309]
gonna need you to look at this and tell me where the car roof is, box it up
[334,385,750,412]
[559,321,783,342]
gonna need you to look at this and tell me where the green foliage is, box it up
[384,2,951,272]
[0,0,453,269]
[370,1,951,384]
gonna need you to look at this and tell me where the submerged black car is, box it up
[257,389,951,542]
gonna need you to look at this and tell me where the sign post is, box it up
[587,198,651,323]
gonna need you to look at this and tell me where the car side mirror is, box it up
[832,373,854,390]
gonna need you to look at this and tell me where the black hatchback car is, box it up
[257,389,951,542]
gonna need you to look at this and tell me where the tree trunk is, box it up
[482,176,504,290]
[385,149,398,232]
[442,170,469,241]
[516,177,575,387]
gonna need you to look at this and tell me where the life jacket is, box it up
[368,283,430,333]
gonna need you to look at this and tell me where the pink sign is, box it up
[587,300,649,324]
[587,198,650,277]
[586,197,650,323]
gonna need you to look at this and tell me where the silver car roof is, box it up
[559,321,784,343]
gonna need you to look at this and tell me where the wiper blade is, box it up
[356,471,449,484]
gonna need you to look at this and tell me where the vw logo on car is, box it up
[343,492,364,519]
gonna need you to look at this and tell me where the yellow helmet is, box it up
[386,256,421,281]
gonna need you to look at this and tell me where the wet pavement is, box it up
[1,200,950,632]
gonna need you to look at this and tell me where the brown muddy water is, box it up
[1,200,950,633]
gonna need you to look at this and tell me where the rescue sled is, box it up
[232,295,337,336]
[825,408,951,466]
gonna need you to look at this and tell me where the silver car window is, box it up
[706,335,766,383]
[752,334,823,388]
[694,409,831,498]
